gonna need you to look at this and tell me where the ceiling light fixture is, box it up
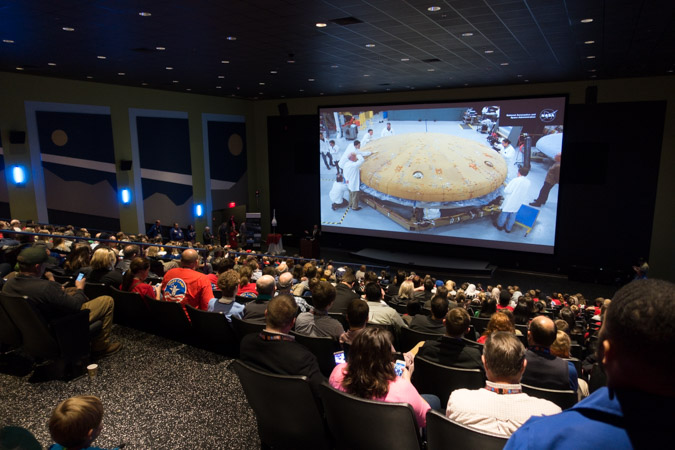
[287,59,295,63]
[86,75,93,79]
[156,46,166,51]
[581,18,593,23]
[97,55,106,59]
[427,6,441,12]
[141,82,148,85]
[16,67,24,71]
[462,32,474,37]
[484,50,494,54]
[330,65,338,68]
[118,72,125,75]
[500,62,509,66]
[401,58,410,61]
[216,86,222,89]
[366,43,375,48]
[226,36,237,41]
[139,12,151,17]
[218,75,225,78]
[308,78,315,81]
[270,70,277,74]
[3,39,14,43]
[316,22,327,28]
[584,40,595,44]
[427,68,435,72]
[259,82,265,85]
[586,55,596,59]
[165,66,173,70]
[172,80,179,83]
[363,74,370,77]
[186,88,191,91]
[221,60,230,64]
[62,27,75,31]
[48,62,56,66]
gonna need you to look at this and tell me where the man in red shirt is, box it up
[161,249,214,311]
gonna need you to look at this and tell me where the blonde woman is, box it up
[86,247,119,285]
[391,280,415,306]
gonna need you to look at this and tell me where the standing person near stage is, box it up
[169,223,184,242]
[530,153,561,208]
[380,122,394,137]
[202,226,214,245]
[495,166,531,233]
[500,139,518,183]
[320,132,333,170]
[343,152,365,211]
[147,219,162,241]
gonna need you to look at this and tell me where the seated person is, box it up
[409,295,448,334]
[417,308,484,370]
[364,282,406,331]
[240,294,324,397]
[390,280,415,306]
[340,298,369,345]
[86,247,121,287]
[329,327,434,428]
[208,269,245,321]
[242,275,276,323]
[236,266,258,298]
[119,257,160,300]
[477,312,516,344]
[294,279,344,339]
[48,395,119,450]
[447,332,561,437]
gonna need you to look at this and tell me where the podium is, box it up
[300,238,319,259]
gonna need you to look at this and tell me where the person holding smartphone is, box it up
[328,327,437,428]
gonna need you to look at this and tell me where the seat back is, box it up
[426,410,507,450]
[521,383,577,410]
[290,331,341,377]
[471,317,491,334]
[84,282,111,300]
[412,356,484,409]
[327,312,348,331]
[231,316,265,342]
[0,293,60,359]
[146,298,193,342]
[399,327,442,353]
[235,295,256,304]
[186,305,238,357]
[109,287,151,330]
[319,382,422,450]
[0,300,22,349]
[232,360,330,450]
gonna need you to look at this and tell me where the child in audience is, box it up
[48,395,119,450]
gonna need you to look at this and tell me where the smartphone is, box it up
[76,273,85,282]
[333,351,346,365]
[394,359,406,377]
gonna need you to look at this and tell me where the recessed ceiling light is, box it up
[401,58,410,62]
[156,46,166,51]
[299,89,304,92]
[584,40,595,44]
[186,88,191,91]
[524,79,529,82]
[221,60,230,64]
[464,83,469,86]
[259,82,265,85]
[218,75,225,78]
[517,74,523,77]
[226,36,237,41]
[16,67,24,71]
[216,86,222,89]
[86,75,93,79]
[259,92,263,95]
[484,50,494,54]
[118,72,125,76]
[97,55,106,59]
[320,92,325,95]
[48,62,56,66]
[366,44,375,48]
[588,69,597,72]
[500,62,509,66]
[165,66,173,70]
[270,70,277,74]
[330,65,338,68]
[427,6,441,12]
[586,55,596,59]
[363,74,370,77]
[316,22,327,28]
[462,32,474,37]
[668,69,674,73]
[427,68,435,72]
[62,27,75,32]
[308,78,315,81]
[287,59,295,63]
[3,39,14,43]
[581,18,593,23]
[590,74,597,78]
[172,80,179,83]
[139,12,151,17]
[141,82,148,85]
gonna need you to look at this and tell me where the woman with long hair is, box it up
[391,280,415,306]
[477,312,516,344]
[120,257,160,299]
[329,327,432,428]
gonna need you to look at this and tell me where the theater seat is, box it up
[426,410,507,450]
[412,356,485,410]
[521,383,577,410]
[290,331,341,377]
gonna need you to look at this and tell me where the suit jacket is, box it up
[417,336,484,370]
[522,347,576,390]
[409,314,445,334]
[239,331,325,397]
[329,283,359,314]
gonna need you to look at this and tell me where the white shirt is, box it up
[329,181,349,203]
[381,126,394,137]
[328,143,339,156]
[446,381,561,438]
[361,131,374,147]
[320,138,330,155]
[501,176,531,213]
[366,300,406,331]
[338,144,371,168]
[501,144,517,181]
[342,154,365,192]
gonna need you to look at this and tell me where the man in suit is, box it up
[239,294,324,396]
[329,269,359,314]
[417,307,483,370]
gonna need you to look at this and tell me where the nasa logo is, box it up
[540,109,558,122]
[164,278,187,302]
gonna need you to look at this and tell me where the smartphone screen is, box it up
[76,273,85,282]
[333,351,346,365]
[394,359,406,377]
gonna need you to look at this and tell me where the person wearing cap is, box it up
[2,246,121,357]
[207,269,244,321]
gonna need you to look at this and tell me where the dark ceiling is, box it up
[1,0,673,99]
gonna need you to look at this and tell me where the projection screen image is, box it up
[318,97,566,254]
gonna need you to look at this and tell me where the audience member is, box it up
[86,247,121,286]
[507,279,675,449]
[295,280,344,339]
[161,249,214,311]
[363,282,406,331]
[207,269,245,321]
[477,312,516,344]
[242,274,276,323]
[48,395,116,450]
[447,332,561,437]
[340,299,369,345]
[329,269,359,314]
[409,295,448,334]
[417,308,483,369]
[119,257,160,300]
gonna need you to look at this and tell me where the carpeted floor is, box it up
[0,326,260,449]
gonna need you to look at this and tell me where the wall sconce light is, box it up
[120,188,131,204]
[11,166,26,185]
[195,203,204,217]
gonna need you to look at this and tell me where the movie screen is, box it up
[318,96,566,254]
